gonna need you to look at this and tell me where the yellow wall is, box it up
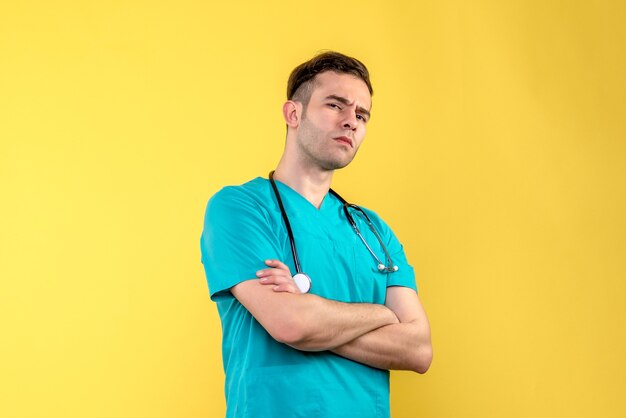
[1,1,625,417]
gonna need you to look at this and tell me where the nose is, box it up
[342,111,358,131]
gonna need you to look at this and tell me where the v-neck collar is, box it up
[266,177,333,213]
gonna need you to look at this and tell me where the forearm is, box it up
[331,320,432,373]
[331,287,433,373]
[231,279,399,351]
[285,293,399,351]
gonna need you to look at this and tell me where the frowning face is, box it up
[294,71,372,171]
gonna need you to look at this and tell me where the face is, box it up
[294,71,371,171]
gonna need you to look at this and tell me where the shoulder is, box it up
[209,177,269,203]
[205,177,275,224]
[356,204,394,233]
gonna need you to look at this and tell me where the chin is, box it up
[322,159,353,171]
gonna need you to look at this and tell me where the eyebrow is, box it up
[325,94,371,119]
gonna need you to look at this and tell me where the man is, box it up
[201,51,432,418]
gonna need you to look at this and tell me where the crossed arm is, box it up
[230,259,433,373]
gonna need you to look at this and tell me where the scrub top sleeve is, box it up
[200,186,282,301]
[385,242,418,293]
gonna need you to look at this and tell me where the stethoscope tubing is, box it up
[268,171,398,284]
[268,171,304,274]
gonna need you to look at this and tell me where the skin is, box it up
[230,71,432,373]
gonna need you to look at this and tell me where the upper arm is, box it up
[385,286,428,324]
[385,286,433,371]
[200,187,283,300]
[201,187,314,345]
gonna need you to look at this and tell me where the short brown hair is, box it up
[287,51,373,104]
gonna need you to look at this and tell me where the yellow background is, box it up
[1,1,625,417]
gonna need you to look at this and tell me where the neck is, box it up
[273,159,334,209]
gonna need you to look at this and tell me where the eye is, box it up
[356,114,368,123]
[328,103,341,110]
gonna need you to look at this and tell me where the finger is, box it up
[257,270,294,286]
[256,268,292,280]
[258,275,292,285]
[272,283,301,294]
[264,259,291,272]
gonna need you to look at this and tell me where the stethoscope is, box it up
[269,171,398,293]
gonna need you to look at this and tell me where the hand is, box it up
[256,259,303,294]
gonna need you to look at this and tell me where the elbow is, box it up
[276,329,325,351]
[273,327,308,347]
[253,295,327,351]
[412,343,433,374]
[268,317,318,350]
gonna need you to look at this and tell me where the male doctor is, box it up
[201,51,432,417]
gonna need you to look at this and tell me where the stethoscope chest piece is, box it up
[293,272,312,293]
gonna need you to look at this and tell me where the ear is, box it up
[282,100,302,128]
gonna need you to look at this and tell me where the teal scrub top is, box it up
[200,177,417,418]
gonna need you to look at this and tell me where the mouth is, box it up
[333,136,354,148]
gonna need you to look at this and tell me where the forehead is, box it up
[310,71,372,109]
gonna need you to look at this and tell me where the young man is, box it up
[201,51,432,418]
